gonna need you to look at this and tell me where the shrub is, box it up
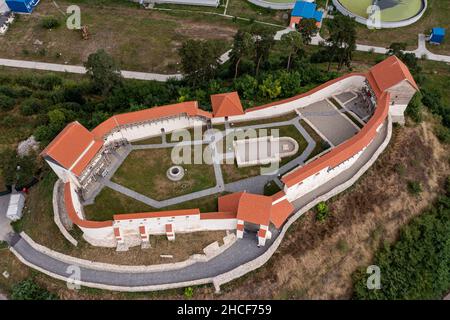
[0,94,15,111]
[20,98,44,116]
[394,163,406,176]
[407,180,422,196]
[405,92,422,123]
[316,201,330,222]
[435,125,450,144]
[41,16,61,29]
[353,189,450,299]
[337,239,349,253]
[184,287,194,299]
[11,279,58,300]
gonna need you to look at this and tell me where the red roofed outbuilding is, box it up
[210,92,244,118]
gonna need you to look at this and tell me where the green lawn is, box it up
[84,186,226,221]
[111,146,216,201]
[300,119,330,161]
[131,134,163,145]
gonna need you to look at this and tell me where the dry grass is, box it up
[191,115,449,299]
[0,0,236,73]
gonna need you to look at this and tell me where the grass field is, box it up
[84,187,226,221]
[0,0,237,73]
[111,146,216,201]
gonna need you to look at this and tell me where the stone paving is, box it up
[8,119,390,290]
[101,116,315,208]
[298,99,360,146]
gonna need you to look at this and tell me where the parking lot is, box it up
[298,99,360,146]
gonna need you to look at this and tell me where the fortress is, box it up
[42,56,418,250]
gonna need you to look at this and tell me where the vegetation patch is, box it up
[112,146,216,201]
[353,182,450,300]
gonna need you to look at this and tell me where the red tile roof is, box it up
[64,182,113,229]
[92,101,212,139]
[200,211,237,220]
[258,229,267,238]
[270,199,294,228]
[211,92,245,117]
[282,92,390,187]
[218,192,244,213]
[71,140,103,176]
[41,122,101,174]
[237,193,273,226]
[367,55,419,97]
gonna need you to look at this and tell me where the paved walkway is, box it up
[102,116,315,207]
[279,31,450,63]
[2,32,449,80]
[7,118,390,291]
[0,58,183,81]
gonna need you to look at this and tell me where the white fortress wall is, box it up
[114,214,237,236]
[104,116,207,144]
[68,182,115,246]
[46,161,70,182]
[211,75,366,125]
[285,147,366,201]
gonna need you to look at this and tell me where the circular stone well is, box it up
[167,165,185,181]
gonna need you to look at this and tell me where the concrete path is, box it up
[103,116,315,206]
[2,32,449,80]
[7,118,390,291]
[0,58,182,81]
[0,194,13,242]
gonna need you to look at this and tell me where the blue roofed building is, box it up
[290,0,323,29]
[5,0,39,14]
[429,28,445,45]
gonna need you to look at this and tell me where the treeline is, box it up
[352,177,450,300]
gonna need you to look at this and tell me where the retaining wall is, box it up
[247,0,294,10]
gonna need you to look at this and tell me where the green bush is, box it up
[405,92,422,123]
[41,16,61,29]
[184,287,194,299]
[0,94,16,111]
[11,279,58,300]
[407,180,422,196]
[353,187,450,300]
[20,98,44,116]
[316,201,330,222]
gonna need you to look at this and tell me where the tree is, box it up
[230,30,254,79]
[84,49,122,95]
[178,39,222,86]
[259,74,281,99]
[296,18,318,45]
[325,15,357,71]
[387,42,421,75]
[280,31,303,70]
[234,74,258,100]
[251,27,275,76]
